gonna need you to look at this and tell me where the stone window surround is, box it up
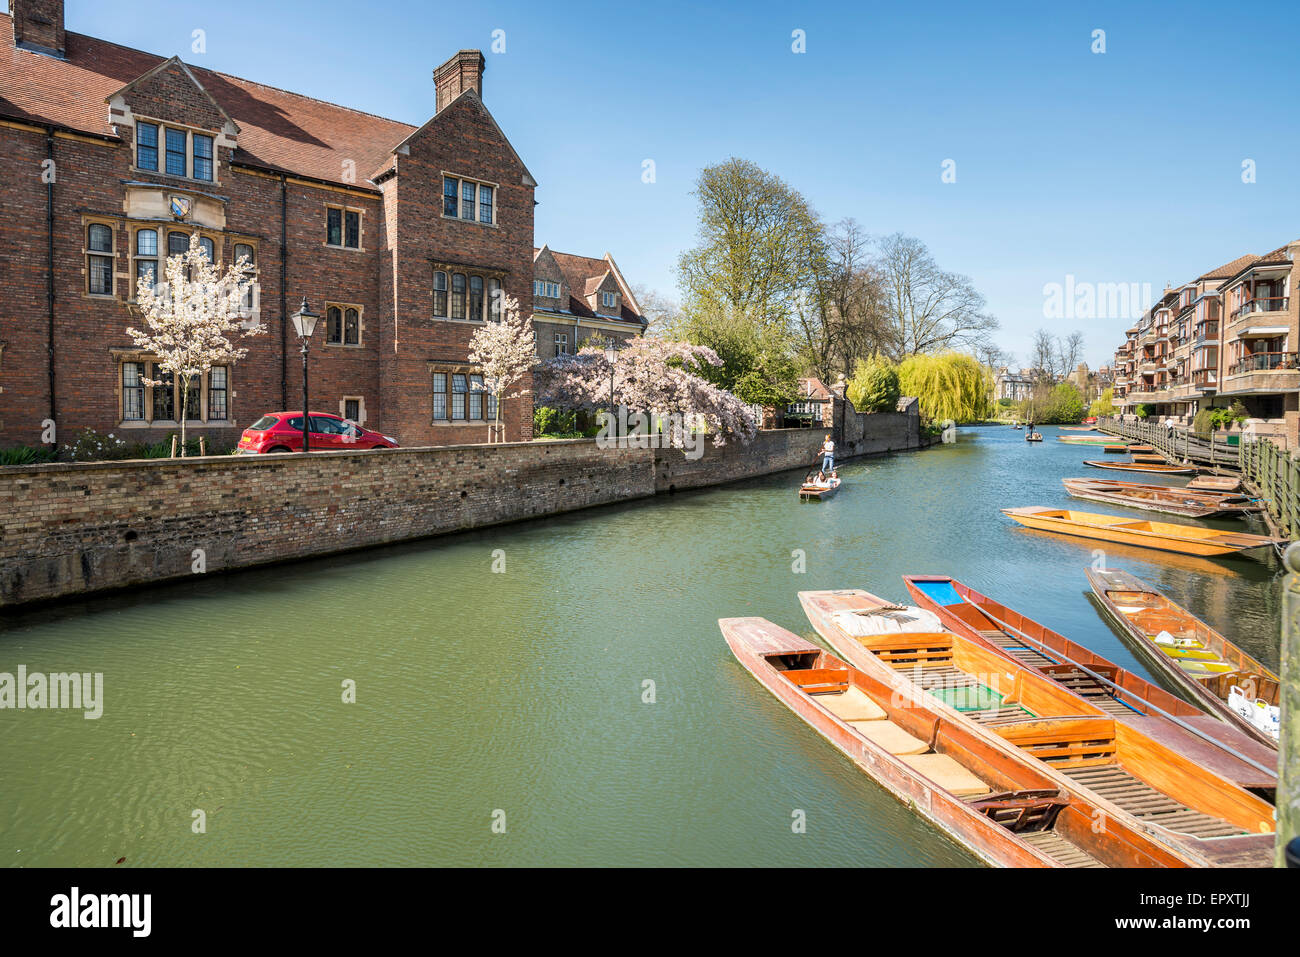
[339,395,367,426]
[324,203,365,252]
[440,171,499,228]
[431,262,507,323]
[82,217,119,300]
[128,223,226,303]
[427,360,496,425]
[109,349,237,428]
[324,301,365,347]
[130,115,222,186]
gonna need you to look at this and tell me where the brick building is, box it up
[530,246,646,358]
[0,1,618,449]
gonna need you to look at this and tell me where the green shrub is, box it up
[1133,404,1150,419]
[997,397,1013,408]
[846,355,901,413]
[63,429,131,461]
[533,406,578,437]
[0,445,57,467]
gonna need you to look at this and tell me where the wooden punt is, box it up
[1083,460,1196,475]
[1001,506,1283,558]
[1127,445,1156,453]
[1188,474,1242,493]
[795,592,1274,865]
[1059,435,1127,445]
[1025,432,1043,442]
[1061,426,1098,432]
[1061,478,1264,518]
[798,476,841,501]
[1101,444,1130,454]
[1086,568,1280,748]
[720,615,1195,867]
[900,575,1278,793]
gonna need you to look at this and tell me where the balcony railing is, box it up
[1229,351,1299,375]
[1191,369,1217,388]
[1231,296,1290,322]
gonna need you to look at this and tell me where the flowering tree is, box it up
[126,233,262,455]
[467,293,536,443]
[533,335,758,447]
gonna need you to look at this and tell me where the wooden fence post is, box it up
[1279,543,1300,866]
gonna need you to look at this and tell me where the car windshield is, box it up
[249,415,278,431]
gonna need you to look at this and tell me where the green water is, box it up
[0,425,1284,867]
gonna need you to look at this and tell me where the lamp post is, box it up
[604,344,617,439]
[289,298,320,452]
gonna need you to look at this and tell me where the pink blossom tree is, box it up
[467,293,535,443]
[533,335,758,447]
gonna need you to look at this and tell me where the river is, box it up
[0,425,1284,866]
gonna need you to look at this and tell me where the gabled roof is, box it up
[393,87,535,187]
[1221,242,1298,286]
[106,54,238,132]
[1197,252,1257,281]
[532,247,646,326]
[0,13,416,188]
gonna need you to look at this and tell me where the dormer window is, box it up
[135,121,217,182]
[534,280,560,298]
[600,291,618,309]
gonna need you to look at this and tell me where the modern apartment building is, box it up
[1111,243,1300,447]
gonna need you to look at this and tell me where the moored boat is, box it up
[1188,474,1242,492]
[1002,506,1284,558]
[1083,459,1197,475]
[1101,444,1130,454]
[1059,435,1127,446]
[720,615,1196,867]
[1061,478,1263,518]
[899,575,1278,795]
[795,591,1275,865]
[1060,426,1098,432]
[1086,568,1280,747]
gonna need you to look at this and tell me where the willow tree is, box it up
[897,352,993,423]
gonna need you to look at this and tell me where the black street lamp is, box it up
[289,298,320,452]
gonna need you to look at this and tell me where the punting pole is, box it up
[970,604,1278,781]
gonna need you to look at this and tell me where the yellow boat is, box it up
[1001,507,1285,558]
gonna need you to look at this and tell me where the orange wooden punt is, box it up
[720,616,1194,867]
[1083,460,1197,475]
[1188,474,1242,492]
[899,575,1277,793]
[1087,568,1280,749]
[796,591,1275,866]
[1001,506,1283,558]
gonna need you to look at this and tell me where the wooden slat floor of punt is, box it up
[977,631,1139,716]
[1017,829,1106,868]
[977,629,1058,667]
[1059,765,1245,838]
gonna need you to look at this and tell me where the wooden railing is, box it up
[1096,417,1240,468]
[1240,439,1300,539]
[1099,416,1299,538]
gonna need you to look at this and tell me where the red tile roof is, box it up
[0,14,416,188]
[535,248,645,326]
[1197,253,1258,281]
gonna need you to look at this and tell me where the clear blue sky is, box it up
[53,0,1300,368]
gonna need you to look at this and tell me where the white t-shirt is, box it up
[822,441,834,455]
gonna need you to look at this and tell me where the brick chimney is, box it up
[433,50,485,112]
[11,0,66,57]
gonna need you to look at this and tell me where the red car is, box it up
[236,412,399,453]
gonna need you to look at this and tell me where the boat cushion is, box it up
[849,720,929,755]
[831,606,945,637]
[901,753,992,797]
[815,686,887,721]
